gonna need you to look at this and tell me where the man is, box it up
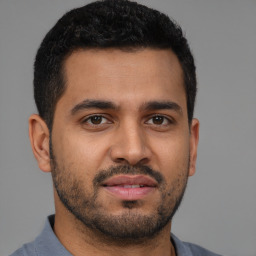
[11,0,222,255]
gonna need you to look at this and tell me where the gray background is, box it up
[0,0,255,255]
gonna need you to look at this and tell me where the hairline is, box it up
[48,46,191,130]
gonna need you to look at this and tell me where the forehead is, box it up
[58,48,186,111]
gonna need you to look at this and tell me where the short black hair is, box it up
[34,0,197,129]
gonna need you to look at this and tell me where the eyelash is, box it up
[82,115,111,126]
[145,115,173,126]
[82,114,174,127]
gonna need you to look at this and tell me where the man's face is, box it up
[50,49,199,240]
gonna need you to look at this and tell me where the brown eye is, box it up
[90,116,103,124]
[152,116,164,125]
[83,115,109,125]
[146,115,171,126]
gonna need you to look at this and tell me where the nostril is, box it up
[114,157,149,166]
[137,157,150,166]
[115,158,129,164]
[109,137,152,166]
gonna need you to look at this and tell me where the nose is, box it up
[109,121,152,166]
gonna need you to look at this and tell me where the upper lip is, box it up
[102,175,158,187]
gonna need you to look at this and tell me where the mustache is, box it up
[93,165,164,186]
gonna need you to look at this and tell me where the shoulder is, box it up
[171,233,223,256]
[9,215,71,256]
[9,241,36,256]
[183,241,222,256]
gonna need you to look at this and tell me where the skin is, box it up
[29,48,199,256]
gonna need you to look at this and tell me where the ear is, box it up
[29,114,51,172]
[188,118,199,177]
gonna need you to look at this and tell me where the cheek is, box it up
[52,129,109,179]
[151,133,190,179]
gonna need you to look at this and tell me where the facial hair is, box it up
[50,147,189,242]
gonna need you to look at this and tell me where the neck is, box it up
[54,207,176,256]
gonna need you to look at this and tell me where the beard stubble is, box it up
[50,148,189,243]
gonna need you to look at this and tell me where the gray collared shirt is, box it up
[10,215,222,256]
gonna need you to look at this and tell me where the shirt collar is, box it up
[171,233,192,256]
[34,215,72,256]
[34,215,190,256]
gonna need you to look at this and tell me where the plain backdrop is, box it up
[0,0,256,255]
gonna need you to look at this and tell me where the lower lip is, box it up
[103,186,156,200]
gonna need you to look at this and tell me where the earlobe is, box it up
[29,114,51,172]
[188,118,199,177]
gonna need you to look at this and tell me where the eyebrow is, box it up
[140,101,183,114]
[70,99,182,116]
[71,99,118,115]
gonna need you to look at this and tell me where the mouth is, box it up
[101,175,157,200]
